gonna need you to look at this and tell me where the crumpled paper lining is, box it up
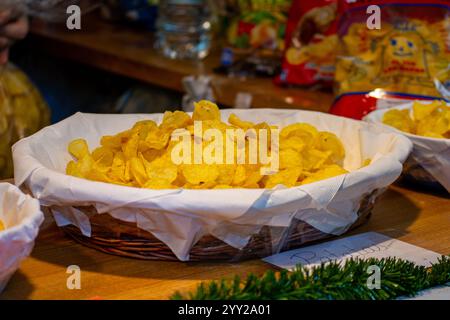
[0,183,44,293]
[365,102,450,192]
[13,109,412,261]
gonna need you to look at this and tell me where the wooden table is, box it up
[28,16,334,112]
[1,185,449,300]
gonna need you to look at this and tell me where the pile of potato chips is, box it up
[382,100,450,139]
[66,100,347,189]
[0,220,4,231]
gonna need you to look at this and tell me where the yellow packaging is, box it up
[0,63,50,178]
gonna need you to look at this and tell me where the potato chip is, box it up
[280,123,318,138]
[141,148,164,163]
[185,182,217,189]
[92,147,114,168]
[422,131,444,139]
[66,160,79,177]
[280,135,305,152]
[202,119,232,133]
[143,181,177,189]
[132,120,158,135]
[108,152,126,181]
[243,165,264,187]
[77,155,95,176]
[100,130,134,150]
[315,132,345,163]
[86,167,113,184]
[141,129,171,150]
[130,157,148,186]
[280,123,318,148]
[216,164,236,185]
[228,113,255,130]
[213,184,233,189]
[361,159,372,168]
[382,109,415,134]
[303,149,332,171]
[279,149,302,169]
[182,164,219,185]
[231,165,247,186]
[144,156,178,186]
[68,139,89,160]
[0,219,5,231]
[172,167,187,187]
[416,114,448,137]
[301,165,348,185]
[124,160,132,182]
[253,122,274,146]
[161,111,192,130]
[263,167,302,188]
[192,100,221,121]
[122,133,139,159]
[413,100,439,121]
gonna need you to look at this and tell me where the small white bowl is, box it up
[364,101,450,192]
[0,183,43,293]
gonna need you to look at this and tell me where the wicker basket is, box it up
[14,110,411,262]
[55,190,378,262]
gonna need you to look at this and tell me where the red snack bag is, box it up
[330,0,450,119]
[275,0,338,87]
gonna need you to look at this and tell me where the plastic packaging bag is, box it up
[330,0,450,120]
[275,0,338,87]
[0,63,50,178]
[217,0,291,77]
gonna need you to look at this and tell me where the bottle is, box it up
[156,0,213,60]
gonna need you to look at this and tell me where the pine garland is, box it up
[171,256,450,300]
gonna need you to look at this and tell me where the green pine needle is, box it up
[171,256,450,300]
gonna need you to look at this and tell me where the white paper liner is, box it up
[364,101,450,192]
[0,183,44,293]
[13,109,412,261]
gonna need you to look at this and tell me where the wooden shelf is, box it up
[29,16,334,112]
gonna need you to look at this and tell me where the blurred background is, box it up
[9,0,335,124]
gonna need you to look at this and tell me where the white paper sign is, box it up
[263,232,442,270]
